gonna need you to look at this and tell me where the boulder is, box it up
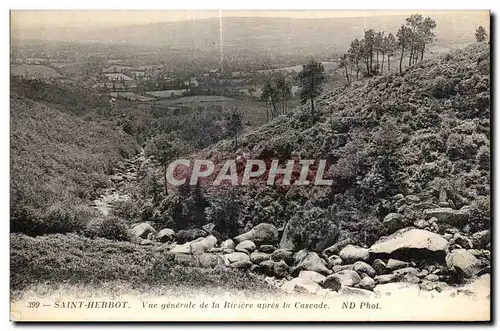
[353,261,376,278]
[332,264,354,273]
[190,235,217,255]
[423,208,468,227]
[169,242,192,254]
[322,238,356,257]
[220,239,235,250]
[250,252,271,264]
[339,286,377,298]
[386,259,410,271]
[327,255,343,269]
[140,239,154,246]
[176,228,207,244]
[130,223,155,239]
[369,228,448,259]
[374,274,397,284]
[274,260,290,278]
[199,253,224,268]
[339,245,370,263]
[235,240,256,254]
[425,274,439,282]
[225,252,250,264]
[372,259,387,275]
[281,278,322,294]
[472,230,490,249]
[405,195,421,204]
[259,245,276,253]
[293,249,309,265]
[359,276,376,290]
[383,213,407,233]
[202,222,216,233]
[260,260,276,277]
[234,223,278,245]
[393,267,419,279]
[230,260,253,270]
[416,269,429,278]
[156,228,175,243]
[321,270,361,291]
[271,249,294,265]
[298,270,327,284]
[450,233,473,249]
[319,275,342,291]
[292,251,331,276]
[446,249,481,279]
[401,274,421,284]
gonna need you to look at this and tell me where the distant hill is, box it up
[11,12,490,54]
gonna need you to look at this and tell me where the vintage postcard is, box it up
[10,9,491,322]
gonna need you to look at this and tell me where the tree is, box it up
[475,26,488,42]
[364,29,376,74]
[374,31,385,73]
[419,16,437,61]
[226,107,244,150]
[261,82,273,121]
[145,134,182,196]
[274,75,292,115]
[340,54,351,83]
[298,58,326,119]
[405,14,424,66]
[397,25,411,75]
[384,33,397,73]
[348,38,362,79]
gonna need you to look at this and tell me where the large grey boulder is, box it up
[156,228,175,243]
[234,223,278,245]
[298,270,327,284]
[359,276,376,290]
[353,261,376,278]
[250,252,271,264]
[220,239,235,250]
[339,245,370,263]
[130,223,155,239]
[224,252,250,264]
[169,242,192,254]
[472,230,490,249]
[271,249,294,265]
[385,259,410,271]
[176,228,207,244]
[383,213,407,234]
[423,208,469,227]
[281,278,322,294]
[446,249,482,279]
[322,239,356,257]
[235,240,256,254]
[198,253,224,268]
[274,260,291,278]
[190,235,217,255]
[292,251,331,276]
[321,270,361,291]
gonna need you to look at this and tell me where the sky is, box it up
[10,10,489,29]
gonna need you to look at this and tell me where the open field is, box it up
[147,89,186,98]
[10,65,62,79]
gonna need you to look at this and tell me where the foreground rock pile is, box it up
[128,214,490,299]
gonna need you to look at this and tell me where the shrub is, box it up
[477,145,490,170]
[111,199,141,222]
[84,216,130,241]
[468,196,491,231]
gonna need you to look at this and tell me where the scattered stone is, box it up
[230,260,253,270]
[416,269,429,278]
[220,239,235,250]
[260,260,276,277]
[323,270,361,289]
[446,249,481,279]
[199,253,224,268]
[332,264,354,273]
[423,208,468,227]
[250,264,261,273]
[140,239,154,246]
[281,278,321,294]
[258,245,276,253]
[405,195,421,204]
[292,251,331,276]
[443,233,453,241]
[235,240,256,254]
[393,193,405,201]
[372,259,387,275]
[451,233,473,249]
[156,228,175,243]
[374,274,397,284]
[169,242,192,254]
[225,252,250,264]
[322,239,356,257]
[271,249,294,265]
[339,245,370,263]
[176,228,207,244]
[201,223,216,233]
[298,270,327,284]
[420,281,435,291]
[359,276,376,290]
[393,267,419,278]
[250,252,271,264]
[472,230,490,249]
[383,213,406,233]
[386,259,410,271]
[274,260,290,278]
[235,223,278,245]
[190,235,217,255]
[353,261,376,278]
[425,274,440,282]
[130,223,155,239]
[327,255,343,269]
[401,274,421,284]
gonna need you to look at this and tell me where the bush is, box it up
[84,216,130,241]
[468,196,491,232]
[111,199,141,222]
[477,145,490,170]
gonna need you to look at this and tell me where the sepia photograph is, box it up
[9,8,491,322]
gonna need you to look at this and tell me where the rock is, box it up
[386,259,410,271]
[190,235,217,255]
[414,219,429,229]
[235,240,256,254]
[327,255,343,269]
[225,252,250,264]
[339,245,370,263]
[420,281,435,291]
[201,222,216,233]
[450,233,473,249]
[369,228,448,259]
[274,260,290,278]
[292,251,331,276]
[401,274,421,284]
[176,228,207,244]
[446,249,481,279]
[169,242,192,254]
[393,193,404,200]
[199,253,224,268]
[332,264,354,273]
[338,286,377,298]
[110,174,123,183]
[393,267,419,278]
[140,239,154,246]
[405,195,421,204]
[472,230,490,249]
[374,274,397,284]
[443,233,453,241]
[322,270,361,290]
[220,239,235,250]
[130,223,155,239]
[293,249,309,265]
[271,249,295,265]
[359,276,376,290]
[298,270,327,284]
[416,269,429,278]
[281,278,321,294]
[234,223,278,245]
[258,245,276,253]
[383,213,406,233]
[372,259,387,275]
[374,282,420,297]
[423,208,468,227]
[425,274,440,282]
[250,264,261,273]
[353,261,376,278]
[230,260,253,270]
[156,228,175,243]
[260,260,276,276]
[250,252,271,264]
[323,239,356,257]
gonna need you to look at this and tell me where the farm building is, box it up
[103,73,133,81]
